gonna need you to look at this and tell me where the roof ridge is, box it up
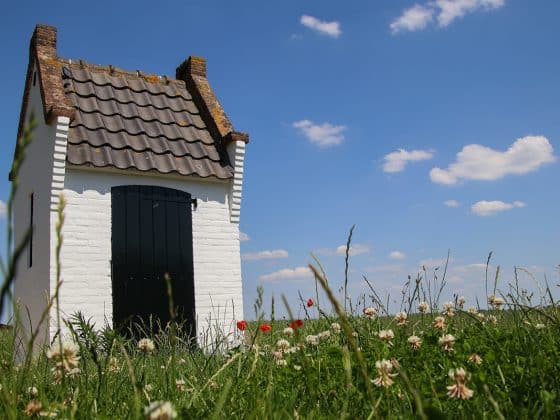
[59,57,186,87]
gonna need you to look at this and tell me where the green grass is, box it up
[1,301,559,419]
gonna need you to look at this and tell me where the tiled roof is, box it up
[62,64,233,179]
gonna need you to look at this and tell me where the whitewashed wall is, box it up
[58,167,244,346]
[13,64,57,348]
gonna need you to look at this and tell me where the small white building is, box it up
[11,24,248,347]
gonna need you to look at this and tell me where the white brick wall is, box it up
[59,168,244,347]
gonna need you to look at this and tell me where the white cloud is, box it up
[382,149,434,173]
[242,249,289,261]
[390,4,434,34]
[259,266,313,282]
[390,0,505,33]
[239,231,250,242]
[0,200,6,219]
[471,200,526,216]
[389,251,406,260]
[436,0,505,27]
[336,243,370,256]
[293,120,347,148]
[300,15,342,38]
[430,136,555,185]
[444,199,460,207]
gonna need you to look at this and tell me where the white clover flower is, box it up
[276,359,288,367]
[407,335,422,350]
[144,384,154,393]
[318,330,331,341]
[283,327,294,336]
[446,368,474,400]
[378,329,395,345]
[363,307,378,319]
[293,364,302,371]
[305,335,319,346]
[46,341,80,372]
[467,306,478,314]
[468,353,483,365]
[144,401,177,420]
[175,379,186,392]
[488,295,505,310]
[27,386,38,397]
[276,339,291,352]
[457,296,466,308]
[535,323,546,330]
[138,338,155,354]
[433,316,446,330]
[487,315,498,325]
[394,311,408,326]
[372,359,397,387]
[439,334,456,353]
[443,302,456,317]
[418,301,430,313]
[331,322,341,334]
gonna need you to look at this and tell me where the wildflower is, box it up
[276,339,291,352]
[289,319,304,329]
[144,384,154,393]
[476,312,485,322]
[331,322,341,333]
[457,296,466,309]
[487,315,498,325]
[24,400,42,416]
[378,329,395,345]
[351,331,359,338]
[407,335,422,350]
[138,338,155,354]
[259,324,272,333]
[144,401,177,420]
[276,359,288,367]
[306,298,314,307]
[175,379,186,392]
[433,316,446,330]
[236,320,247,331]
[293,364,302,371]
[446,368,474,400]
[306,335,319,346]
[108,356,119,373]
[394,311,408,326]
[283,327,294,336]
[372,359,397,387]
[418,301,430,313]
[272,351,284,360]
[443,302,455,317]
[363,307,378,319]
[439,334,456,353]
[535,323,546,330]
[467,306,478,314]
[488,295,505,310]
[287,346,299,354]
[468,353,483,365]
[318,330,331,341]
[47,341,80,372]
[27,386,38,397]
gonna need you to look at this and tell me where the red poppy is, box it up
[236,320,247,331]
[289,319,304,329]
[259,324,272,332]
[307,298,314,307]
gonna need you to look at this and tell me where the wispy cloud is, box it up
[444,199,460,207]
[293,120,347,148]
[316,243,371,257]
[0,200,6,219]
[300,15,342,38]
[390,0,505,34]
[239,231,250,242]
[389,251,406,260]
[382,149,434,173]
[259,266,313,282]
[242,249,288,261]
[430,136,555,185]
[471,200,526,216]
[390,4,434,34]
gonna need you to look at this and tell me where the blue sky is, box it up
[1,0,559,321]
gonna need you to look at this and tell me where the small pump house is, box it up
[11,25,248,346]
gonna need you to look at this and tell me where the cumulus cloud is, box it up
[300,15,342,38]
[383,149,434,173]
[0,200,6,219]
[471,200,526,216]
[316,243,371,257]
[259,266,313,282]
[389,251,406,260]
[430,136,555,185]
[293,120,347,148]
[239,231,250,242]
[444,200,460,207]
[390,4,434,34]
[242,249,289,261]
[390,0,505,33]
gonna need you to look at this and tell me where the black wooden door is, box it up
[111,185,195,336]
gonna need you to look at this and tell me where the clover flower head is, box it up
[468,353,483,365]
[331,322,342,334]
[372,359,397,387]
[418,301,430,313]
[305,335,319,346]
[283,327,294,336]
[378,329,395,345]
[407,335,422,350]
[439,334,456,353]
[144,401,177,420]
[363,307,378,319]
[394,311,408,326]
[138,338,155,354]
[433,316,446,330]
[446,368,474,400]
